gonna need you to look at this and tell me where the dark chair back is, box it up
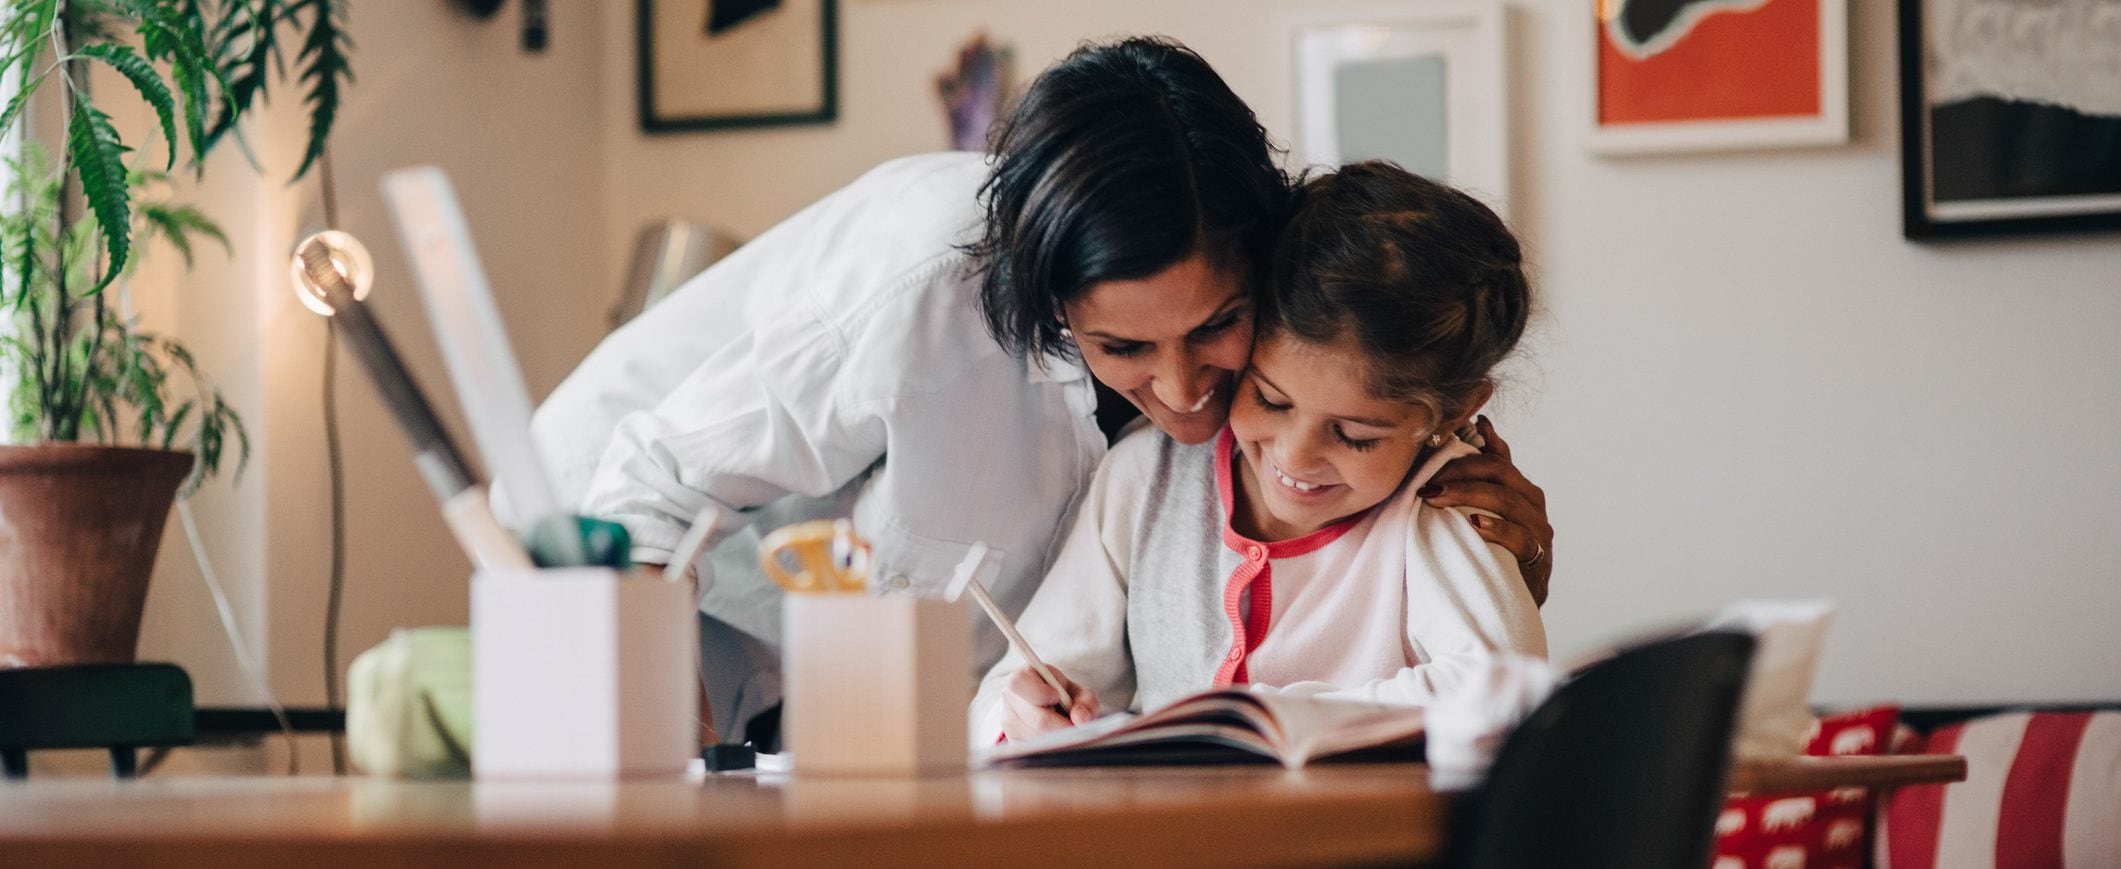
[1452,630,1756,869]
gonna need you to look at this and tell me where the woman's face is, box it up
[1063,252,1254,445]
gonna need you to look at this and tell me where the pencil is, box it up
[950,543,1077,717]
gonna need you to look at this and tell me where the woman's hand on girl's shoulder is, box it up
[998,666,1099,742]
[1419,416,1553,606]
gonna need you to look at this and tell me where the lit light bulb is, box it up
[290,230,375,316]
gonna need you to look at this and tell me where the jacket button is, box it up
[1247,546,1265,561]
[1226,647,1243,661]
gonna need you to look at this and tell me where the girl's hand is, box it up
[999,666,1099,742]
[1421,416,1554,606]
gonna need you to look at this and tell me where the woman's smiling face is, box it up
[1226,332,1435,540]
[1064,251,1255,445]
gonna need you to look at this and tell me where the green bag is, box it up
[346,626,473,778]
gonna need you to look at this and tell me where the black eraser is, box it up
[701,743,756,772]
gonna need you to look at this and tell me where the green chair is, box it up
[0,663,195,779]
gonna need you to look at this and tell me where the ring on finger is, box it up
[1520,539,1547,568]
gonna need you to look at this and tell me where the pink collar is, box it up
[1215,427,1365,559]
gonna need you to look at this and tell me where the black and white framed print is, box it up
[1899,0,2121,239]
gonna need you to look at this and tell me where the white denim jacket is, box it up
[527,153,1107,730]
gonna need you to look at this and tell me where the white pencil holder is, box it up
[782,594,970,776]
[471,567,696,779]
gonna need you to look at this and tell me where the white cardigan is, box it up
[969,426,1546,746]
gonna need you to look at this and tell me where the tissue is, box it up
[1705,599,1836,761]
[1424,653,1561,791]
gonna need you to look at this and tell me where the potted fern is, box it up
[0,0,350,667]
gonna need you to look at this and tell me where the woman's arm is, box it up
[1419,415,1554,605]
[580,314,887,584]
[565,155,999,587]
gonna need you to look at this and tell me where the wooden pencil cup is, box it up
[781,594,970,776]
[471,567,696,779]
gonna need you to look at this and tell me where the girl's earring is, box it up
[1059,327,1073,339]
[1428,433,1447,448]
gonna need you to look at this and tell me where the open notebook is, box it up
[979,689,1426,770]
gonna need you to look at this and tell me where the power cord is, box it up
[319,146,349,776]
[322,321,347,774]
[178,501,300,774]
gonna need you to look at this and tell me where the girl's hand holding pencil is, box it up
[944,540,1100,741]
[999,666,1099,742]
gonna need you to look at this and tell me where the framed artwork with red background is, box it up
[1589,0,1848,154]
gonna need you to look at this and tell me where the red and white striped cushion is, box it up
[1878,711,2121,868]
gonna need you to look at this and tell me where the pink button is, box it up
[1227,647,1243,661]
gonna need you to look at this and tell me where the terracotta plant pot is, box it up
[0,445,194,668]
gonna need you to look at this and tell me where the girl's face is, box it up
[1064,251,1254,445]
[1227,332,1435,540]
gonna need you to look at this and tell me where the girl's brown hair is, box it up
[1259,162,1531,431]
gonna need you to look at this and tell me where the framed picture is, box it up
[1291,4,1510,212]
[1588,0,1848,155]
[1899,0,2121,239]
[636,0,837,132]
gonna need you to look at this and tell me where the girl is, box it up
[972,162,1545,743]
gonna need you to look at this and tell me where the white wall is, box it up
[1513,0,2121,704]
[591,0,2121,705]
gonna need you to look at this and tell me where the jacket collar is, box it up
[1027,351,1089,385]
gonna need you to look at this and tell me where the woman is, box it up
[531,37,1554,742]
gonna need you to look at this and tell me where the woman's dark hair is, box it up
[1260,161,1531,430]
[967,36,1289,360]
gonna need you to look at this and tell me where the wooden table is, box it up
[0,766,1439,869]
[0,757,1964,869]
[1728,753,1967,795]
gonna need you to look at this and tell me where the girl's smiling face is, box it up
[1227,333,1438,541]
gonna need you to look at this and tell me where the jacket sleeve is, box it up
[578,290,889,577]
[1256,504,1547,707]
[966,438,1145,747]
